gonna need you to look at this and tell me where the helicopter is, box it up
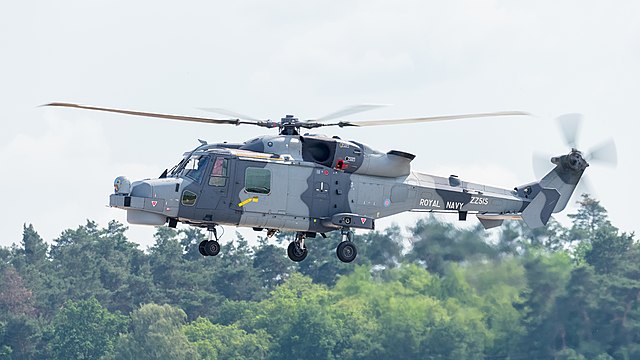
[45,103,616,263]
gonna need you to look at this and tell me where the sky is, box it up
[1,0,639,249]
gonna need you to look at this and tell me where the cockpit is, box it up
[182,155,209,182]
[166,144,231,186]
[168,149,212,181]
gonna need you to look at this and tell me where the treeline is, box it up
[0,195,638,359]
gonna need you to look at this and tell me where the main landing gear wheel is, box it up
[198,240,207,256]
[336,241,357,263]
[199,240,220,256]
[336,228,357,263]
[287,232,308,262]
[204,240,220,256]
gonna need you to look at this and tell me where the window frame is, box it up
[244,167,272,195]
[181,190,198,206]
[208,157,229,187]
[183,155,210,183]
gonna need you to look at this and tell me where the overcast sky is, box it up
[2,0,638,248]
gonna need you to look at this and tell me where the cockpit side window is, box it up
[209,157,228,187]
[184,155,210,183]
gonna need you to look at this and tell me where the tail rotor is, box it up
[532,113,617,202]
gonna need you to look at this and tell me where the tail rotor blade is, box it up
[575,175,593,199]
[557,113,582,148]
[586,138,617,166]
[532,152,554,179]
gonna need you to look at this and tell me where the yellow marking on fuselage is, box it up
[229,149,284,161]
[238,197,259,207]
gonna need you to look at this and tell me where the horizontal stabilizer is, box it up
[521,188,560,228]
[477,214,522,229]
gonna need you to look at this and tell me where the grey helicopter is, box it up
[45,103,616,263]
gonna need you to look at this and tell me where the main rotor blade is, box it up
[557,113,582,148]
[43,102,264,127]
[198,107,263,122]
[327,111,530,127]
[311,104,389,122]
[586,138,617,166]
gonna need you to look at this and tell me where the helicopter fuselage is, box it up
[110,134,580,236]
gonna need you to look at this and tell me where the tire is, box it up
[204,240,221,256]
[287,241,308,262]
[198,240,208,256]
[336,241,357,263]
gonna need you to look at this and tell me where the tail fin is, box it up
[521,188,560,228]
[517,150,588,228]
[538,151,587,213]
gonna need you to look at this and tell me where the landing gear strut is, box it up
[287,232,308,262]
[336,228,357,263]
[199,226,221,257]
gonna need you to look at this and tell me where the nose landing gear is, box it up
[287,232,308,262]
[199,226,221,257]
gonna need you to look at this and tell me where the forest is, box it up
[0,195,638,360]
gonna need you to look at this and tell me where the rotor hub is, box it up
[553,149,589,172]
[279,115,301,135]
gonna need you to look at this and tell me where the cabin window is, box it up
[184,155,209,183]
[209,157,228,187]
[181,190,197,206]
[245,168,271,194]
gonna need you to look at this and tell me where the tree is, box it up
[498,218,568,253]
[148,227,222,319]
[516,252,573,358]
[0,267,36,318]
[213,234,265,301]
[49,298,127,360]
[357,225,403,269]
[0,315,41,360]
[20,224,48,266]
[45,221,155,316]
[252,237,291,291]
[183,317,270,360]
[111,304,198,360]
[7,224,59,319]
[462,259,527,358]
[585,227,634,275]
[236,273,345,360]
[406,216,496,275]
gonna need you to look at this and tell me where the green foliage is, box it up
[0,314,41,360]
[406,216,496,274]
[517,252,574,358]
[0,194,636,359]
[50,298,127,360]
[214,234,266,301]
[252,238,292,291]
[111,304,198,360]
[184,317,270,360]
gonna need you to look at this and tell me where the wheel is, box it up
[198,240,208,256]
[336,241,357,263]
[287,241,308,262]
[204,240,221,256]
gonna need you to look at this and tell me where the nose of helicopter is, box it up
[109,176,183,225]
